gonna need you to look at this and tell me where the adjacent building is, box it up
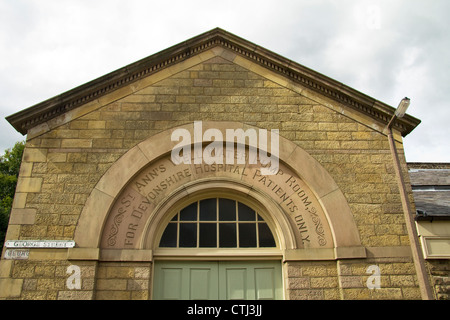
[409,163,450,299]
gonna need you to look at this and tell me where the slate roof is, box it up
[408,163,450,220]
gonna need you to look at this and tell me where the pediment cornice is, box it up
[6,28,420,136]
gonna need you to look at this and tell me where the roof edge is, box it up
[408,162,450,170]
[6,27,421,136]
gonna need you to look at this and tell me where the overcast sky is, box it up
[1,0,449,163]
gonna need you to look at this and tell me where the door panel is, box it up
[221,267,249,300]
[218,262,282,300]
[154,261,282,300]
[156,267,183,300]
[255,267,277,300]
[154,262,218,300]
[189,266,218,300]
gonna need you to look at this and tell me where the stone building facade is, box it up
[0,28,434,300]
[409,163,450,300]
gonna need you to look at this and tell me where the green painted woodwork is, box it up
[153,261,282,300]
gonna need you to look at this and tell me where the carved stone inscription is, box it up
[100,149,332,249]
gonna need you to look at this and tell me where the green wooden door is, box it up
[153,261,282,300]
[153,261,219,300]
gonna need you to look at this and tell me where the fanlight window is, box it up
[159,198,276,248]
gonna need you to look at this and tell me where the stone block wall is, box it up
[95,262,151,300]
[0,52,427,299]
[285,258,421,300]
[286,261,340,300]
[427,260,450,300]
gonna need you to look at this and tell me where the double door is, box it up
[153,260,282,300]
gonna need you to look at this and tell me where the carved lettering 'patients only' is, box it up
[100,147,332,249]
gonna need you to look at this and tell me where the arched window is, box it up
[159,198,276,248]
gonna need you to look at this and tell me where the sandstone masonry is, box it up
[1,29,430,300]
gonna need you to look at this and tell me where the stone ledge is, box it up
[284,247,368,261]
[99,249,153,262]
[29,249,69,260]
[366,246,412,258]
[284,248,335,261]
[335,246,367,259]
[67,248,100,261]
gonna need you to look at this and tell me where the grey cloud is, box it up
[0,0,448,162]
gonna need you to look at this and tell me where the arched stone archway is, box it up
[75,121,362,255]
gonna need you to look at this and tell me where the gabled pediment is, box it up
[6,28,420,136]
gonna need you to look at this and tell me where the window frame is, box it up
[149,185,285,260]
[152,191,282,260]
[159,198,277,249]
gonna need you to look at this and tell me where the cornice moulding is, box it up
[6,28,420,136]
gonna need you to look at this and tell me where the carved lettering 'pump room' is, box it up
[1,28,431,301]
